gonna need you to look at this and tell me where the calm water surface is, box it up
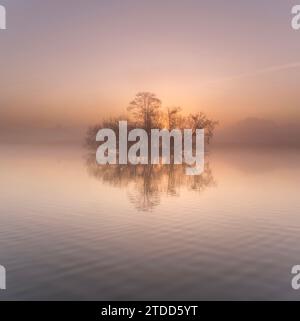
[0,144,300,300]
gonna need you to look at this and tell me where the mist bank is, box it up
[214,118,300,147]
[0,125,85,145]
[1,118,300,147]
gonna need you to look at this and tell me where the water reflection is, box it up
[86,153,216,211]
[1,145,300,300]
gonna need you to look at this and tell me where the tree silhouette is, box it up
[167,107,182,130]
[127,92,162,132]
[187,112,219,144]
[85,92,219,148]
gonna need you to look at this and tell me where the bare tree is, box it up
[127,92,162,132]
[167,107,181,130]
[188,112,219,144]
[85,93,219,149]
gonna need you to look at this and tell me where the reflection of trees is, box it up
[86,154,216,211]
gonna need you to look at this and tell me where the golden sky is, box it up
[1,0,300,131]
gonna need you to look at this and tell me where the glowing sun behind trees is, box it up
[86,92,218,176]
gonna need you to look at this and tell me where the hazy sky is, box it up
[0,0,300,130]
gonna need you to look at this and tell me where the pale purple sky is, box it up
[0,0,300,131]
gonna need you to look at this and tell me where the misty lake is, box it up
[0,144,300,300]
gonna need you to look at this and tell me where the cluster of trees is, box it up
[85,92,218,210]
[86,92,218,148]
